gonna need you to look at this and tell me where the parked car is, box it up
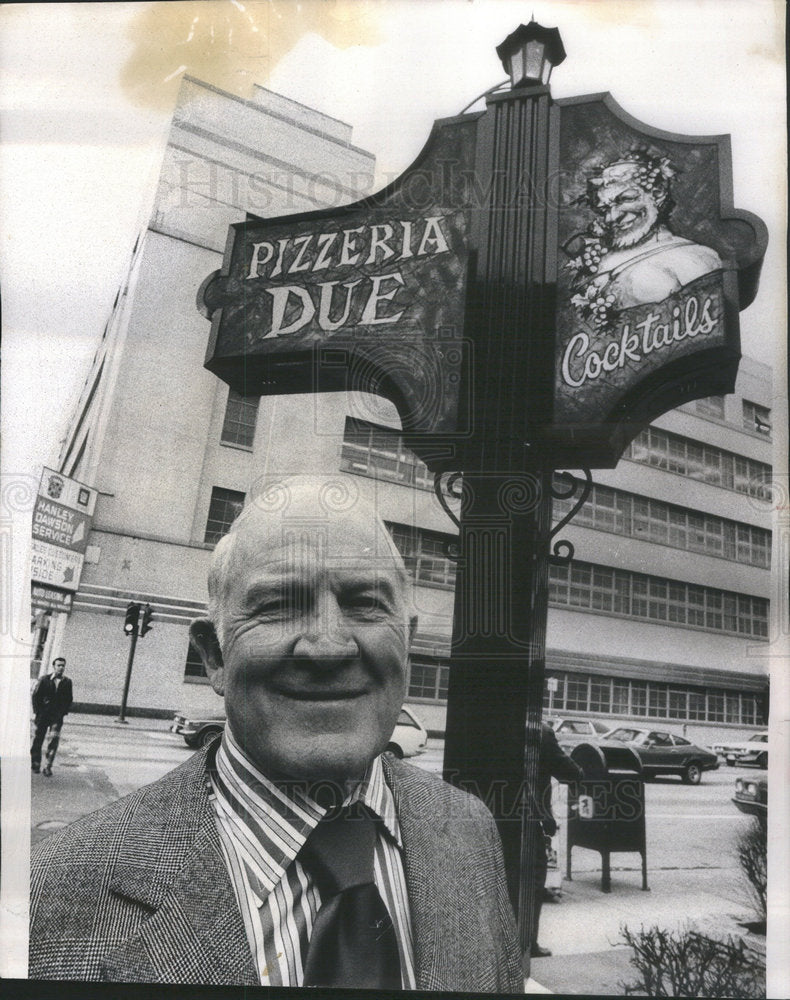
[171,704,428,758]
[733,742,769,769]
[171,712,225,748]
[546,717,614,749]
[600,726,719,784]
[388,705,428,758]
[732,773,767,817]
[710,731,768,767]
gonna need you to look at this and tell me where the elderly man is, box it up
[29,477,523,991]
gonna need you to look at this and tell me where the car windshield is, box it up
[558,721,587,733]
[749,733,767,743]
[607,728,643,743]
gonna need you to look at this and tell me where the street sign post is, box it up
[197,20,766,961]
[30,466,98,607]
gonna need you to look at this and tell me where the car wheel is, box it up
[386,742,404,759]
[683,762,702,785]
[183,736,199,748]
[199,727,222,748]
[756,752,767,769]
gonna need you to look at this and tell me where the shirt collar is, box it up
[212,727,403,897]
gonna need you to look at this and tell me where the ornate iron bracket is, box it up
[433,471,463,561]
[549,468,593,564]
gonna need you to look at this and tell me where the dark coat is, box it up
[30,745,524,992]
[534,723,584,835]
[31,674,73,722]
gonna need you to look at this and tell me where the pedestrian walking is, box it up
[31,657,73,777]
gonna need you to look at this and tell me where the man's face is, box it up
[205,501,414,785]
[52,659,65,678]
[596,164,660,249]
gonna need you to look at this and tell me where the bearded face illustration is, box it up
[594,163,663,249]
[564,150,723,327]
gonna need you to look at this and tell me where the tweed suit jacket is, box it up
[30,744,524,992]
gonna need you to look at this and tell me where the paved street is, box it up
[33,712,754,877]
[29,712,761,993]
[33,713,753,859]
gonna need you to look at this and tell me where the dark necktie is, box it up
[298,803,402,989]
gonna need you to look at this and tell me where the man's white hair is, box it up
[206,474,415,644]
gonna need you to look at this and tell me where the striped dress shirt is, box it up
[209,728,416,988]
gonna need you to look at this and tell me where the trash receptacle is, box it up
[566,741,648,893]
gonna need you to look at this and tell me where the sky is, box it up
[0,0,787,982]
[0,0,785,482]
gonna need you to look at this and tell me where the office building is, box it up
[46,77,771,743]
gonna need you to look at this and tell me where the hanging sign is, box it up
[199,92,766,472]
[31,583,74,615]
[30,467,98,593]
[547,94,767,466]
[199,116,478,466]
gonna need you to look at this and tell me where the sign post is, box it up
[547,676,558,717]
[30,466,97,606]
[197,20,766,963]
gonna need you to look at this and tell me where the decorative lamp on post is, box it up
[496,19,566,89]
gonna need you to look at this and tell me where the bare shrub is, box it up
[736,813,767,926]
[619,924,765,998]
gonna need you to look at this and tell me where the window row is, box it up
[184,644,765,727]
[549,560,769,638]
[624,426,771,499]
[340,418,434,490]
[386,522,457,589]
[693,396,772,440]
[544,672,766,726]
[552,481,771,567]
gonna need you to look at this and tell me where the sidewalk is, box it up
[67,709,173,733]
[529,865,758,994]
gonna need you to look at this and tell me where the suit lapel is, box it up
[384,758,498,991]
[100,749,258,985]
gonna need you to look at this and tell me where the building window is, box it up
[204,487,246,544]
[386,523,456,590]
[408,659,450,701]
[553,480,770,568]
[548,559,768,639]
[695,395,725,419]
[589,677,612,713]
[743,400,771,437]
[543,671,765,725]
[340,418,434,490]
[623,427,771,500]
[221,390,260,448]
[647,684,668,718]
[184,642,208,682]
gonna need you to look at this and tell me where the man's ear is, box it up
[189,618,225,696]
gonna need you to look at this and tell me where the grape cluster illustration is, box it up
[570,284,617,331]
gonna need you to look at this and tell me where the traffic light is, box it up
[140,603,154,637]
[124,602,141,635]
